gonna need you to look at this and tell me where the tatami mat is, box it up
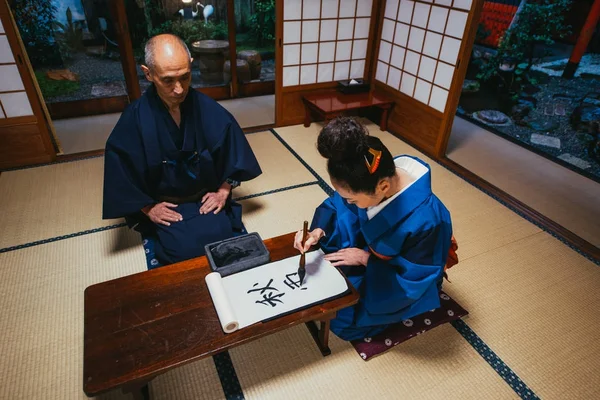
[230,323,517,400]
[240,185,328,240]
[234,131,315,199]
[0,157,120,249]
[444,232,600,399]
[0,228,225,400]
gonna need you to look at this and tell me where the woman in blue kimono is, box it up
[294,117,454,341]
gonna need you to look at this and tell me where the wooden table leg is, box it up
[303,102,312,127]
[379,107,390,132]
[123,382,150,400]
[305,318,332,356]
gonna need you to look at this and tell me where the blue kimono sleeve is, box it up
[102,108,154,220]
[210,115,262,184]
[310,192,363,253]
[356,211,452,326]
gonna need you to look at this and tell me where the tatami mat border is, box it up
[269,129,335,196]
[269,127,539,400]
[213,352,246,400]
[451,320,539,399]
[234,181,319,201]
[0,223,127,254]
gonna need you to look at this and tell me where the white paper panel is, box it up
[428,6,448,34]
[378,40,392,63]
[412,3,431,28]
[414,79,432,104]
[423,31,443,58]
[337,19,354,40]
[334,61,350,80]
[446,10,468,39]
[301,43,318,64]
[0,92,32,117]
[394,22,410,47]
[381,18,395,42]
[400,72,416,96]
[390,45,405,69]
[284,0,302,20]
[0,65,25,92]
[439,36,461,64]
[354,18,371,39]
[387,67,402,89]
[418,55,436,81]
[453,0,473,11]
[318,62,334,82]
[435,0,452,5]
[284,21,301,43]
[350,59,366,79]
[403,50,420,75]
[321,0,339,18]
[336,41,352,60]
[429,85,448,112]
[303,0,322,19]
[434,62,454,89]
[408,27,425,52]
[303,21,320,42]
[319,42,336,62]
[0,103,4,118]
[356,0,373,17]
[352,39,368,59]
[301,64,318,84]
[283,66,299,86]
[0,36,15,63]
[320,19,337,41]
[375,61,389,83]
[384,0,399,19]
[283,44,300,66]
[398,0,414,24]
[0,19,4,33]
[339,0,357,18]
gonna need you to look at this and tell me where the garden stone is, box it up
[475,110,510,125]
[511,103,532,125]
[530,133,561,149]
[528,120,559,132]
[558,154,591,169]
[462,80,480,93]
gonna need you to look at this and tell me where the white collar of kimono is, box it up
[366,156,428,220]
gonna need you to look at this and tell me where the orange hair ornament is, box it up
[364,148,382,174]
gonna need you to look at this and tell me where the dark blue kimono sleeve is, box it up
[310,193,364,253]
[211,118,262,184]
[102,109,154,220]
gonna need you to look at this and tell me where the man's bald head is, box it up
[144,34,191,71]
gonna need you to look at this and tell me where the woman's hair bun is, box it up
[317,117,368,162]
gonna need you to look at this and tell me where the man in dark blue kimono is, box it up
[103,34,261,265]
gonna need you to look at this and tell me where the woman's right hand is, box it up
[294,228,325,253]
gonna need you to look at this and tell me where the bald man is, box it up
[103,34,261,266]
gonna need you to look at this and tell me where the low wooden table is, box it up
[302,91,395,131]
[83,232,359,399]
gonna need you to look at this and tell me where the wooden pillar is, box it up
[562,0,600,79]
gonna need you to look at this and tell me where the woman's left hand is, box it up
[324,248,370,267]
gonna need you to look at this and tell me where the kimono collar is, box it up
[360,156,433,245]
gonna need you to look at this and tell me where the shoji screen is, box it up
[277,0,378,126]
[373,0,482,156]
[0,3,56,168]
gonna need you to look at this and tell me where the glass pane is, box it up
[125,0,230,91]
[11,0,127,103]
[234,0,275,84]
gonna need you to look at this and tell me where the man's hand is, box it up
[324,248,370,267]
[142,202,182,226]
[294,228,325,253]
[200,184,231,214]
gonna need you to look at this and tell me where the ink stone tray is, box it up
[205,232,270,277]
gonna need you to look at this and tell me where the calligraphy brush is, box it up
[298,220,308,286]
